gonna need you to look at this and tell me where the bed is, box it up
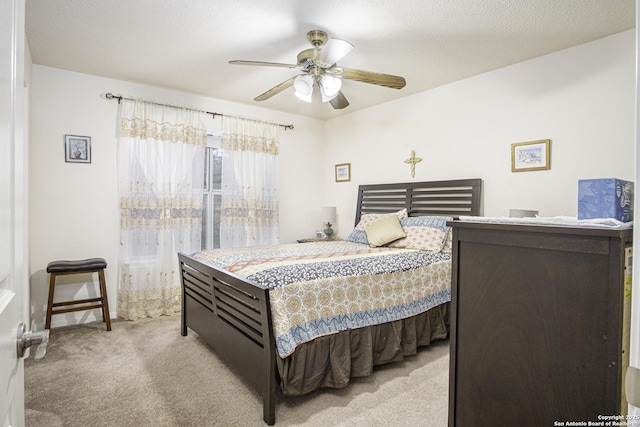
[179,178,482,425]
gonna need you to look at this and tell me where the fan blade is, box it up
[229,60,299,69]
[330,91,350,110]
[254,77,296,102]
[316,39,354,68]
[340,67,406,89]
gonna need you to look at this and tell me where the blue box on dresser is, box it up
[578,178,634,222]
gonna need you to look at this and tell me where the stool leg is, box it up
[45,273,56,330]
[98,269,111,331]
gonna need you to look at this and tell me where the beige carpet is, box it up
[24,315,449,427]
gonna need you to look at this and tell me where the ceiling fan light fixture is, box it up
[294,75,314,102]
[319,75,342,102]
[230,30,405,110]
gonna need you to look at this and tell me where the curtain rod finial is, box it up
[104,92,122,104]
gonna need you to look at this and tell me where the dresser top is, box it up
[449,218,633,239]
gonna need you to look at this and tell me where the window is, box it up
[202,130,222,249]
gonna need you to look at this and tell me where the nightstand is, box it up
[296,237,343,243]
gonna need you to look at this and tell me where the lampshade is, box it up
[294,75,314,103]
[319,75,341,102]
[321,206,337,223]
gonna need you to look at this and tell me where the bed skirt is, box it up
[276,302,450,396]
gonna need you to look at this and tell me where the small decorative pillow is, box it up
[387,216,453,252]
[347,208,408,245]
[364,214,407,247]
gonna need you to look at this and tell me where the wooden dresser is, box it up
[448,221,633,427]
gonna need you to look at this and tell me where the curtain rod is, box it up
[104,92,294,130]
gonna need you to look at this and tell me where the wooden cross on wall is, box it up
[404,150,422,178]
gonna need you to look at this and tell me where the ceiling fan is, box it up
[229,30,407,110]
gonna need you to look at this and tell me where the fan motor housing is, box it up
[297,49,316,71]
[307,30,328,47]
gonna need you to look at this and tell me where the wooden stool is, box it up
[45,258,111,331]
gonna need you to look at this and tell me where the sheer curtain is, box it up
[220,116,280,248]
[116,99,206,320]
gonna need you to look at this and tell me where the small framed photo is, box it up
[335,163,351,182]
[64,135,91,163]
[315,231,326,239]
[511,139,550,172]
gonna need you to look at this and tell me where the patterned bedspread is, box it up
[192,241,451,358]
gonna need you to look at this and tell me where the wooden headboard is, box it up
[354,178,482,226]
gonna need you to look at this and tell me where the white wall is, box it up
[324,30,636,236]
[28,66,325,328]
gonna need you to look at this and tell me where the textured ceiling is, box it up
[25,0,636,121]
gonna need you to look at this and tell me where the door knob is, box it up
[16,322,49,359]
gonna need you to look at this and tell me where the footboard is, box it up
[178,253,277,425]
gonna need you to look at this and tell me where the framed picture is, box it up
[335,163,351,182]
[64,135,91,163]
[511,139,550,172]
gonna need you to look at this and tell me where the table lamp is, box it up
[321,206,337,238]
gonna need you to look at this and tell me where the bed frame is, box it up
[179,178,482,425]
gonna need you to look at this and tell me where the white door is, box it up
[0,0,28,426]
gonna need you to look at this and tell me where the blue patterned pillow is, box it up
[347,229,369,245]
[400,216,450,230]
